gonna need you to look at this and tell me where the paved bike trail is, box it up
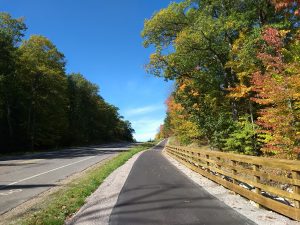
[109,140,256,225]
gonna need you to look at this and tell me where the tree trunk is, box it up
[248,99,255,129]
[231,100,238,121]
[28,73,40,151]
[5,100,13,141]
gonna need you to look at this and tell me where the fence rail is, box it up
[165,145,300,221]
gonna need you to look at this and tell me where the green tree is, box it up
[0,13,26,148]
[66,73,134,144]
[67,73,103,144]
[0,13,135,152]
[223,115,260,155]
[17,35,68,149]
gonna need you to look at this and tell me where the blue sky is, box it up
[0,0,175,141]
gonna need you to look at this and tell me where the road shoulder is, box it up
[0,156,114,225]
[66,150,146,225]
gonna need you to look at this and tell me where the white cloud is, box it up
[134,132,157,142]
[122,104,166,142]
[131,118,164,142]
[124,105,164,117]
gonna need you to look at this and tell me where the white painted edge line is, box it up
[1,155,98,190]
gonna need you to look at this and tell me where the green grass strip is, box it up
[17,142,155,225]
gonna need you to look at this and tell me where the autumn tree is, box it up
[147,0,299,157]
[251,28,300,158]
[162,94,201,145]
[143,0,274,149]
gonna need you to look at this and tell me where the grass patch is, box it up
[16,142,155,225]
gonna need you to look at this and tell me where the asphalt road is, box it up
[109,140,256,225]
[0,143,132,215]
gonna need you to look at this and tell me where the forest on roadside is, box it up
[142,0,300,159]
[0,13,134,153]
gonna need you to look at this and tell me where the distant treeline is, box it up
[0,13,134,152]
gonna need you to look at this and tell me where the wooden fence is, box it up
[165,145,300,221]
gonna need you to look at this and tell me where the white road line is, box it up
[0,155,98,190]
[0,189,22,196]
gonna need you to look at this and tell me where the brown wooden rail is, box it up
[165,145,300,221]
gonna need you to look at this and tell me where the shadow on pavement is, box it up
[0,184,57,190]
[69,184,252,225]
[0,143,136,163]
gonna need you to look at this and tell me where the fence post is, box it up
[191,150,194,165]
[197,153,201,168]
[253,164,261,208]
[292,171,300,209]
[216,157,221,170]
[206,154,210,172]
[178,148,182,160]
[231,160,237,185]
[184,149,188,162]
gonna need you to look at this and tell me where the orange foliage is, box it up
[251,27,300,157]
[272,0,300,16]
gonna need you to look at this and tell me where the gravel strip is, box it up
[66,150,146,225]
[163,150,300,225]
